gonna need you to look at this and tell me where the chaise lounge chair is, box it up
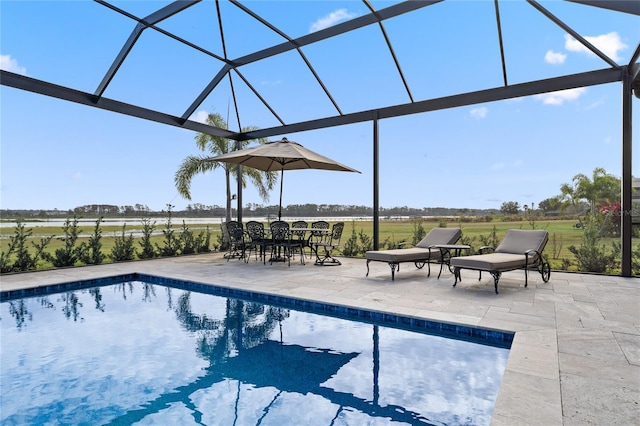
[365,228,463,280]
[449,229,551,294]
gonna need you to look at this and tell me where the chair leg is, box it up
[490,271,501,294]
[453,267,461,287]
[389,263,397,280]
[315,245,341,266]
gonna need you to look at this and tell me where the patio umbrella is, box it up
[208,137,361,220]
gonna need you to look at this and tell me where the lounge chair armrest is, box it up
[478,246,495,254]
[427,244,447,253]
[524,249,542,260]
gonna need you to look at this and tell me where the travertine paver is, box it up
[1,253,638,425]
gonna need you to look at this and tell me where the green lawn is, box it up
[0,217,633,272]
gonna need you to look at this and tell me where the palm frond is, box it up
[174,155,220,200]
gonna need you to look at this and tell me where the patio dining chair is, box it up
[245,221,270,264]
[269,220,304,266]
[291,220,309,260]
[224,220,246,261]
[308,220,329,259]
[313,221,344,266]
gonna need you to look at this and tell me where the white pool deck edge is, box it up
[1,253,638,425]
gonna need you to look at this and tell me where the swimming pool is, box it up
[1,274,512,425]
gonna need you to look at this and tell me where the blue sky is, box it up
[1,1,639,212]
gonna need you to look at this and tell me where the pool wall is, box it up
[0,272,513,349]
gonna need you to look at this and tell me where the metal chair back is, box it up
[291,220,308,240]
[246,220,265,241]
[224,220,245,260]
[310,220,329,244]
[270,220,290,242]
[329,222,344,245]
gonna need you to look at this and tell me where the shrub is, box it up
[459,234,477,253]
[410,218,426,245]
[156,205,182,257]
[632,242,640,275]
[44,216,85,267]
[341,221,359,257]
[478,225,500,249]
[341,221,373,257]
[198,226,212,253]
[0,246,13,273]
[138,217,157,259]
[550,232,563,260]
[357,229,373,255]
[380,236,397,250]
[180,221,210,255]
[110,224,136,262]
[180,221,197,255]
[568,217,620,273]
[81,217,105,265]
[1,222,52,272]
[598,203,621,238]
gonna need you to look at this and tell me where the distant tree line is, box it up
[3,166,632,220]
[2,204,504,219]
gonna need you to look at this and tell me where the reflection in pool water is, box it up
[1,280,510,425]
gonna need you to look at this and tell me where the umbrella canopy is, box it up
[208,137,361,220]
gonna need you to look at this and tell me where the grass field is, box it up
[0,217,633,272]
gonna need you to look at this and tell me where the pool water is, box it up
[1,277,510,425]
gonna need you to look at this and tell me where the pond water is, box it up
[0,216,386,229]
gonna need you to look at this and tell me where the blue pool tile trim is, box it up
[1,272,513,349]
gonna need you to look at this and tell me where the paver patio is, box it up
[1,253,638,425]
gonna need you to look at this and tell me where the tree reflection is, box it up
[89,288,105,312]
[173,291,289,363]
[58,292,83,322]
[8,300,32,329]
[165,287,173,311]
[141,283,156,302]
[113,282,135,300]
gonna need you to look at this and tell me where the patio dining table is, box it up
[262,225,330,264]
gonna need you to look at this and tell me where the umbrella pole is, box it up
[278,169,284,221]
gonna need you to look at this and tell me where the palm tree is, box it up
[571,167,621,216]
[174,112,278,222]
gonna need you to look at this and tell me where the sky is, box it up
[1,0,639,213]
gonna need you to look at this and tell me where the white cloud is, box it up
[490,162,505,170]
[544,50,566,65]
[534,87,586,105]
[192,110,209,124]
[469,107,488,119]
[0,54,27,75]
[309,9,358,33]
[564,32,627,62]
[585,98,604,110]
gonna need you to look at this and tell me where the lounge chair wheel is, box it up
[414,261,425,269]
[539,262,551,282]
